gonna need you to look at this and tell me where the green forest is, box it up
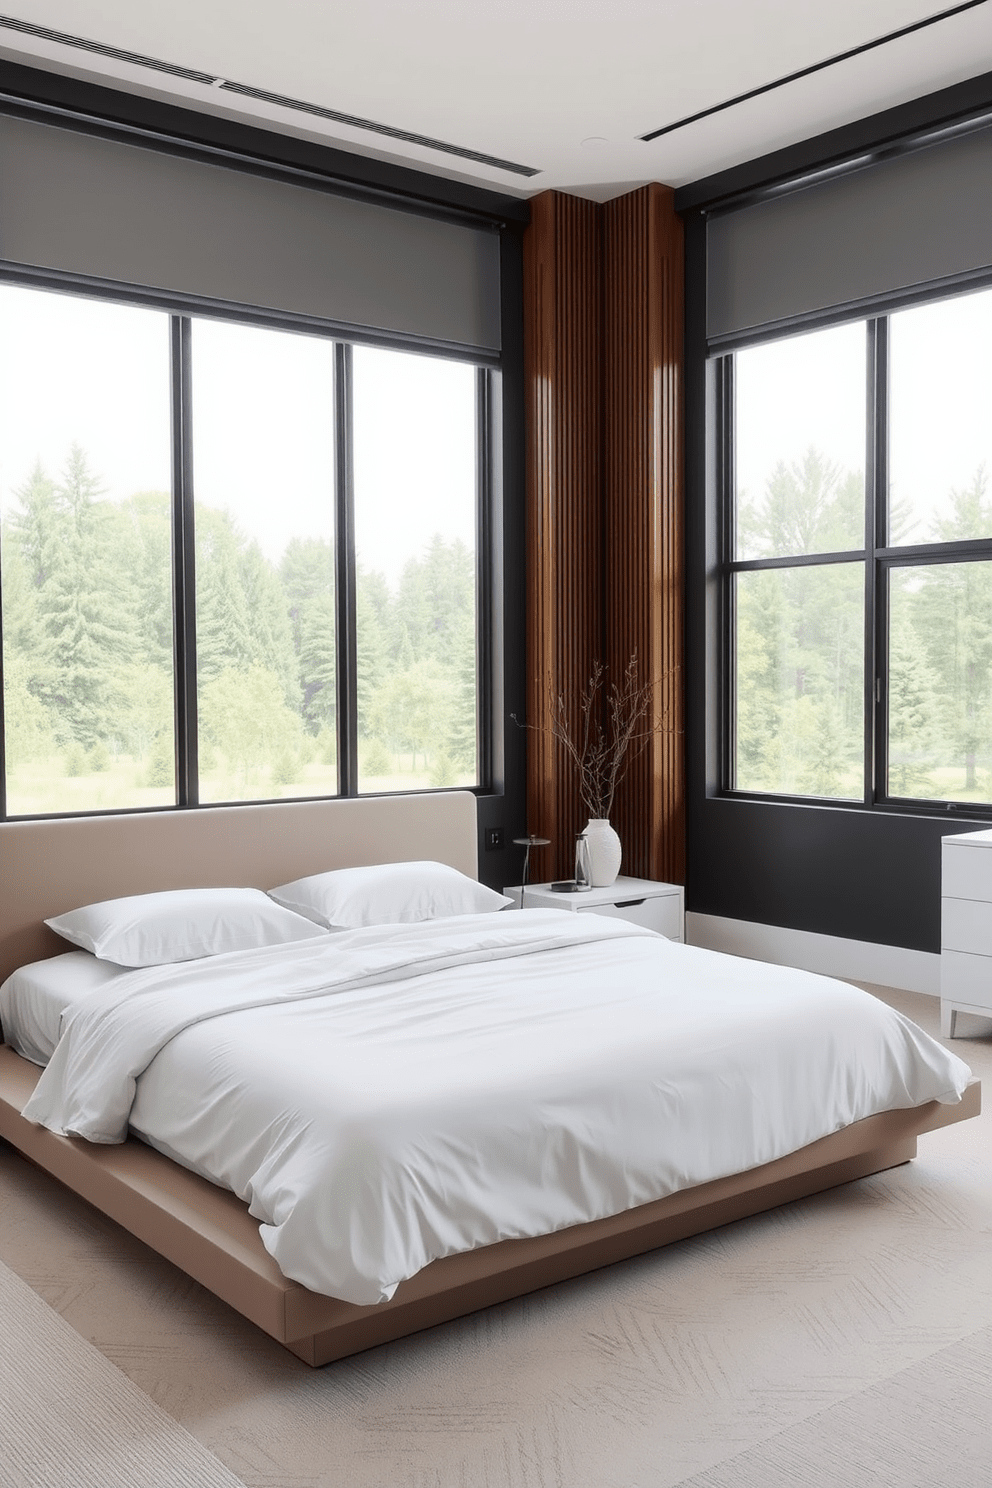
[737,448,992,803]
[1,446,477,814]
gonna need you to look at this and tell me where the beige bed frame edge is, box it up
[0,1048,980,1365]
[0,795,982,1367]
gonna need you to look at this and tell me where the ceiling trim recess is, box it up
[640,0,990,141]
[0,12,542,177]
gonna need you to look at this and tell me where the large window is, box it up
[724,281,992,810]
[191,319,338,806]
[0,287,173,815]
[352,347,479,793]
[0,283,489,818]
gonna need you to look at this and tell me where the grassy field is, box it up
[5,751,475,816]
[728,760,992,804]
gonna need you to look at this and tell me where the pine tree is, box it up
[888,577,940,797]
[34,446,134,748]
[281,537,336,733]
[1,512,48,688]
[193,505,255,681]
[747,449,863,558]
[443,608,478,775]
[355,566,390,739]
[393,534,475,665]
[298,592,337,733]
[912,471,992,792]
[123,491,174,670]
[735,451,865,797]
[238,539,296,702]
[7,460,61,585]
[3,463,59,731]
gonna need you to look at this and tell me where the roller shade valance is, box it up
[0,112,501,352]
[707,122,992,345]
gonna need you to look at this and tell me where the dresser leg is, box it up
[940,1001,958,1039]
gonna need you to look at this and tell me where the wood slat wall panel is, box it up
[523,191,604,882]
[603,184,685,883]
[523,185,684,887]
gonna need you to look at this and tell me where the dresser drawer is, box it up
[941,949,992,1010]
[578,894,682,940]
[942,841,992,903]
[942,895,992,955]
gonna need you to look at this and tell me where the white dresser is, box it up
[503,876,684,942]
[941,828,992,1036]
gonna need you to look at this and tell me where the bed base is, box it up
[0,1045,979,1367]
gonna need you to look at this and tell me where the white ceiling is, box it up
[1,1,991,200]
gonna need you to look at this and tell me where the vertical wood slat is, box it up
[523,185,684,887]
[603,184,685,884]
[523,191,604,882]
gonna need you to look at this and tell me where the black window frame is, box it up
[717,271,992,822]
[0,267,500,821]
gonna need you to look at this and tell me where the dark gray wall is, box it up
[682,85,992,954]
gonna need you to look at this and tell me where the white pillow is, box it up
[45,887,325,967]
[268,860,512,930]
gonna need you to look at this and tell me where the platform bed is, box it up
[0,794,981,1367]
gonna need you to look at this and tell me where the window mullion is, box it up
[868,317,888,807]
[334,342,358,797]
[170,314,198,807]
[721,355,737,792]
[475,366,494,792]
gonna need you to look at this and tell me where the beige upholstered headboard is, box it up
[0,791,478,985]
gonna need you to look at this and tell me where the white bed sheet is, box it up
[0,952,127,1066]
[20,911,972,1307]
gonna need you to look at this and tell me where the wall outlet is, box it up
[485,827,504,851]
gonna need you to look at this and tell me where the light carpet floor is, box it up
[0,984,989,1487]
[0,1255,246,1488]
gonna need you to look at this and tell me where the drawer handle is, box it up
[614,898,646,908]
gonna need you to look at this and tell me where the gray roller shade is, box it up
[0,113,501,352]
[707,123,992,344]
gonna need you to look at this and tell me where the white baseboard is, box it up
[685,912,941,996]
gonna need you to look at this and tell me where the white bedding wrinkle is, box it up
[0,951,127,1066]
[20,911,973,1306]
[23,913,643,1142]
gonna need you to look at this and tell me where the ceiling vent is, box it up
[218,79,539,175]
[0,14,540,177]
[0,14,215,84]
[640,0,989,142]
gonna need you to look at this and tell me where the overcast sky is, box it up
[0,283,476,588]
[735,287,992,553]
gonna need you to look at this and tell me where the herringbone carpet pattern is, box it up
[0,1256,247,1488]
[0,984,989,1487]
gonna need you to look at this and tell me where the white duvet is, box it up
[22,910,971,1306]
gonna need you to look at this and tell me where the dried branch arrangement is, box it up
[520,653,677,821]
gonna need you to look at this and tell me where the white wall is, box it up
[687,912,940,994]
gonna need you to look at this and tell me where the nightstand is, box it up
[503,876,684,941]
[941,828,992,1037]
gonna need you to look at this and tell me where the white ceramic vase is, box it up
[584,818,622,887]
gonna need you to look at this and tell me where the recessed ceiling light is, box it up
[580,136,609,148]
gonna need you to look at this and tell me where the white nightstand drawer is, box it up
[504,878,684,941]
[942,948,992,1010]
[942,896,992,955]
[942,840,992,903]
[579,894,681,939]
